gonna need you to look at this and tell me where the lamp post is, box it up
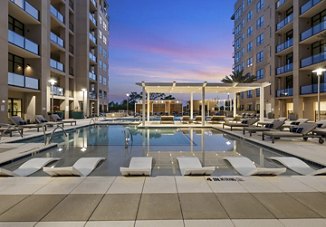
[81,88,87,117]
[126,93,130,116]
[312,68,326,121]
[48,79,57,113]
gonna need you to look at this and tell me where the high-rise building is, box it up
[232,0,326,120]
[0,0,109,122]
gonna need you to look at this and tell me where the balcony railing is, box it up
[301,21,326,41]
[89,92,97,99]
[8,30,39,55]
[69,0,74,10]
[276,38,293,53]
[301,83,326,95]
[89,71,97,80]
[276,13,293,31]
[276,63,293,75]
[276,88,293,97]
[51,86,64,96]
[90,0,96,7]
[10,0,39,20]
[301,52,326,68]
[8,72,39,90]
[50,59,64,71]
[89,13,97,26]
[89,33,97,44]
[50,32,64,47]
[276,0,286,9]
[50,5,64,23]
[300,0,321,14]
[89,52,97,62]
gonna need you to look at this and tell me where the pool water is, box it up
[2,125,298,176]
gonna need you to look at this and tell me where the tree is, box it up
[221,70,256,83]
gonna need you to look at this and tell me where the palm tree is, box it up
[221,70,256,83]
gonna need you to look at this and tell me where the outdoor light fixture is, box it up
[126,93,130,116]
[48,79,57,113]
[312,68,326,121]
[81,88,87,117]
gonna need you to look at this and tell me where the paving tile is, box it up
[265,176,317,192]
[107,177,145,194]
[238,177,282,193]
[216,193,274,219]
[289,192,326,217]
[42,194,102,221]
[143,176,177,193]
[179,193,228,219]
[207,180,248,193]
[0,195,27,215]
[71,177,115,194]
[232,219,283,227]
[184,219,234,227]
[279,218,326,227]
[253,193,321,218]
[35,222,86,227]
[0,222,36,227]
[135,220,184,227]
[85,221,135,227]
[293,176,326,192]
[34,178,84,194]
[0,195,65,222]
[0,177,53,195]
[137,194,182,220]
[175,177,211,193]
[90,194,140,221]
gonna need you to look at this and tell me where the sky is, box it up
[108,0,235,102]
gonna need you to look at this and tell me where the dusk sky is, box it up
[108,0,235,102]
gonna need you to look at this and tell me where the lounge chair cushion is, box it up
[0,168,17,177]
[19,120,27,125]
[177,157,215,176]
[291,122,300,125]
[265,123,273,128]
[241,120,248,124]
[120,157,152,176]
[43,166,82,176]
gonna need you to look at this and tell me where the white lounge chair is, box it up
[120,157,152,176]
[269,157,326,176]
[43,157,105,176]
[177,156,215,176]
[224,157,286,176]
[0,158,60,177]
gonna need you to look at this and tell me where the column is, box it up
[233,93,237,117]
[260,86,264,122]
[147,92,150,122]
[142,86,145,125]
[201,87,205,126]
[190,93,193,119]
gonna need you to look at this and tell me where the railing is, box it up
[69,22,74,31]
[90,0,96,7]
[89,92,97,99]
[276,0,286,9]
[10,0,39,20]
[301,83,326,94]
[8,72,39,90]
[69,44,74,54]
[89,52,97,62]
[276,13,293,31]
[301,21,326,41]
[51,86,64,96]
[276,38,293,53]
[276,88,293,97]
[69,0,74,10]
[89,71,97,80]
[50,59,64,71]
[50,5,64,23]
[89,13,97,26]
[300,0,321,14]
[89,33,97,44]
[301,52,326,68]
[50,32,64,47]
[8,30,39,55]
[276,63,293,75]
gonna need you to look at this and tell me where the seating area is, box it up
[51,114,77,126]
[160,116,174,124]
[223,118,258,130]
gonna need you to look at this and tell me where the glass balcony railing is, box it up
[276,0,286,9]
[10,0,39,20]
[89,13,97,26]
[301,52,326,68]
[50,59,64,71]
[89,33,97,44]
[50,32,64,47]
[90,0,96,7]
[89,92,97,99]
[51,86,64,96]
[300,0,321,14]
[276,88,293,97]
[89,71,97,80]
[89,52,97,62]
[50,5,64,23]
[8,72,39,90]
[8,30,39,55]
[276,13,293,31]
[301,21,326,41]
[301,83,326,95]
[276,63,293,75]
[276,38,293,53]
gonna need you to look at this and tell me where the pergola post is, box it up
[142,85,146,126]
[259,86,264,122]
[201,86,205,126]
[147,92,150,122]
[233,93,237,117]
[190,93,193,119]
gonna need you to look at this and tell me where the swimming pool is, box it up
[2,125,299,176]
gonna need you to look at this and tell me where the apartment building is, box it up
[0,0,109,123]
[232,0,326,120]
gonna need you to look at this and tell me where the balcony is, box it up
[300,21,326,43]
[276,0,286,8]
[69,0,74,10]
[51,86,64,96]
[50,59,64,72]
[301,83,326,95]
[276,63,293,75]
[89,33,97,44]
[89,13,97,26]
[276,38,293,53]
[89,71,97,81]
[8,30,39,56]
[301,52,326,68]
[9,0,39,22]
[8,72,39,90]
[50,32,64,48]
[90,0,96,7]
[276,14,293,31]
[276,88,293,97]
[300,0,321,15]
[89,92,97,99]
[50,5,64,24]
[89,52,97,62]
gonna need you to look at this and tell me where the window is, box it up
[98,30,102,40]
[247,57,253,67]
[103,63,107,72]
[256,68,264,80]
[256,88,260,97]
[247,90,253,98]
[247,0,252,5]
[103,36,107,45]
[99,75,103,84]
[103,22,107,31]
[247,11,252,21]
[99,16,103,25]
[99,60,102,69]
[8,16,24,35]
[103,77,107,85]
[247,26,253,37]
[256,33,264,46]
[256,51,264,63]
[8,53,24,75]
[256,0,264,12]
[247,42,252,52]
[256,16,264,28]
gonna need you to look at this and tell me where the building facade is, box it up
[0,0,109,123]
[232,0,326,120]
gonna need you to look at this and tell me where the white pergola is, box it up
[136,81,271,125]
